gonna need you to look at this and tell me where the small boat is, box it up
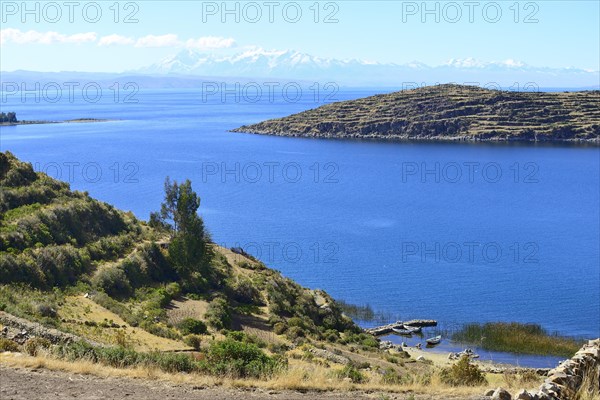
[426,335,442,345]
[391,327,413,336]
[403,324,422,333]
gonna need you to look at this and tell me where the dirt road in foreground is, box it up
[0,365,485,400]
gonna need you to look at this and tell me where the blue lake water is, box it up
[1,88,599,367]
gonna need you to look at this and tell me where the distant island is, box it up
[233,84,600,142]
[0,112,110,126]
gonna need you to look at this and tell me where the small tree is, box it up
[151,177,209,278]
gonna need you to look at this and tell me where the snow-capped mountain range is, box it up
[138,48,599,87]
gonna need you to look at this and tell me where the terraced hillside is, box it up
[0,151,374,359]
[233,84,600,142]
[0,152,146,288]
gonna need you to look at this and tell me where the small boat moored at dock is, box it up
[403,324,422,333]
[392,327,413,336]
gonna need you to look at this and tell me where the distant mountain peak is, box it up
[137,49,599,87]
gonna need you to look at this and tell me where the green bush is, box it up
[36,302,57,318]
[92,265,132,297]
[140,321,181,341]
[178,318,208,335]
[148,351,196,373]
[273,322,287,335]
[335,364,368,384]
[324,329,340,342]
[287,317,306,329]
[361,335,380,348]
[225,331,267,348]
[285,326,305,340]
[184,334,202,350]
[344,332,379,348]
[53,341,197,373]
[381,367,403,385]
[200,338,283,379]
[439,356,487,387]
[0,338,20,352]
[204,297,232,330]
[165,282,181,298]
[231,278,261,304]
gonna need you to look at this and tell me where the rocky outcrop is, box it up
[484,339,600,400]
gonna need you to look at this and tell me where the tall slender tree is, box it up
[151,177,209,278]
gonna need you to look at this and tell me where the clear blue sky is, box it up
[1,0,599,72]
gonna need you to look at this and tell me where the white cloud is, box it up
[1,29,237,52]
[444,57,528,69]
[1,28,96,45]
[135,34,180,48]
[98,34,135,46]
[185,36,236,50]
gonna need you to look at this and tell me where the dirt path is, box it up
[0,365,485,400]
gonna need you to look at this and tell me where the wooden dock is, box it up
[365,319,437,336]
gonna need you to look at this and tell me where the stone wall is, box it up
[486,339,600,400]
[534,339,600,399]
[0,311,104,347]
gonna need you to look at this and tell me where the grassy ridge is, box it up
[452,322,583,358]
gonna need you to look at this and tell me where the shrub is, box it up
[34,244,91,288]
[53,341,197,373]
[285,326,305,340]
[200,338,283,378]
[287,317,306,329]
[225,331,267,348]
[165,282,181,298]
[324,329,340,342]
[361,335,380,348]
[96,346,140,368]
[381,367,403,385]
[36,302,57,318]
[140,321,181,341]
[149,351,196,373]
[267,342,290,354]
[184,334,202,350]
[273,322,287,335]
[439,356,487,387]
[231,278,261,304]
[178,318,208,335]
[113,329,130,348]
[335,364,368,384]
[204,297,232,330]
[24,337,52,356]
[92,265,132,297]
[0,338,20,352]
[344,332,379,348]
